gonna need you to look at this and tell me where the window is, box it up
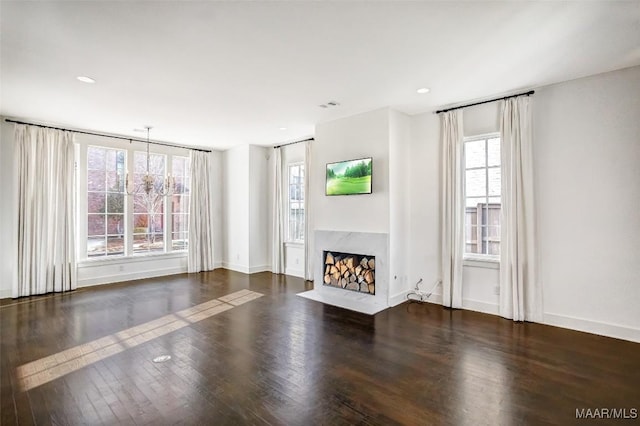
[464,135,501,257]
[171,156,191,251]
[288,163,304,242]
[84,145,190,259]
[133,151,166,254]
[87,147,126,257]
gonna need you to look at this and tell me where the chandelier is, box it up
[125,126,175,197]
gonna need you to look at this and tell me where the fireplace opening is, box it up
[322,251,375,295]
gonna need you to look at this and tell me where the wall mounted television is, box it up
[326,157,372,196]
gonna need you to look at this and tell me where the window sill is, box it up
[285,241,304,248]
[463,256,500,270]
[78,251,187,267]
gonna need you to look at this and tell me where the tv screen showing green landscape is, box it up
[326,157,372,196]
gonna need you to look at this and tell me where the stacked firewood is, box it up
[323,252,375,294]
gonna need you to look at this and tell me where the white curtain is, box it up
[272,147,285,274]
[303,141,313,281]
[15,124,76,298]
[499,96,541,322]
[188,151,216,273]
[440,111,464,308]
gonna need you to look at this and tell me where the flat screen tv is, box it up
[326,157,372,196]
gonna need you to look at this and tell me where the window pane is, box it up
[172,232,188,251]
[88,214,105,236]
[488,167,501,196]
[106,171,124,192]
[465,169,486,197]
[107,193,124,214]
[106,235,125,256]
[87,147,106,170]
[173,214,187,232]
[487,204,501,227]
[488,138,500,166]
[88,192,105,213]
[465,197,484,209]
[107,214,124,234]
[87,236,106,257]
[133,214,148,231]
[88,170,105,191]
[465,140,486,168]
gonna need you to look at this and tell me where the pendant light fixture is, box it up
[125,126,175,197]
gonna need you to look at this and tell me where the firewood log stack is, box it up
[323,252,375,294]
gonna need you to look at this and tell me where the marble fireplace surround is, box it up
[298,230,389,315]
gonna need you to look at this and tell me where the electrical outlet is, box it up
[295,258,299,265]
[494,286,500,295]
[119,265,124,272]
[236,253,240,261]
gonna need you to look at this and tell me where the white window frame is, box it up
[287,162,305,243]
[77,137,190,262]
[463,132,501,262]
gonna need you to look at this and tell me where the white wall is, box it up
[388,110,412,304]
[222,145,250,271]
[407,111,440,306]
[311,108,391,233]
[408,65,640,341]
[534,66,640,340]
[248,145,271,272]
[0,119,18,298]
[221,144,271,274]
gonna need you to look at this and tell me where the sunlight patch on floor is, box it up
[16,289,263,391]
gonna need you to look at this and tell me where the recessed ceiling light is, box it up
[279,127,287,131]
[77,76,96,84]
[417,87,430,94]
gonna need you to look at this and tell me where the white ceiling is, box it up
[1,1,639,150]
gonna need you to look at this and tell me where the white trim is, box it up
[249,264,271,274]
[221,261,249,274]
[543,312,640,343]
[77,266,186,287]
[285,267,304,278]
[399,293,639,343]
[0,289,12,299]
[463,258,500,269]
[462,298,500,315]
[389,290,410,307]
[221,262,271,275]
[284,241,304,248]
[78,251,187,267]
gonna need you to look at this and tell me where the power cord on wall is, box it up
[406,278,441,303]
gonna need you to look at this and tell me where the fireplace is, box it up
[297,230,389,315]
[322,251,375,295]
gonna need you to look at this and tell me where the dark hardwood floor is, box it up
[1,269,639,425]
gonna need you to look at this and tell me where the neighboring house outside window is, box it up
[287,163,304,243]
[85,145,190,259]
[464,134,501,258]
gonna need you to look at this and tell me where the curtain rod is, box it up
[4,118,212,153]
[273,137,314,149]
[435,90,535,114]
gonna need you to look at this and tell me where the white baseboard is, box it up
[285,267,304,279]
[221,261,271,275]
[389,290,410,307]
[249,264,271,274]
[77,266,187,288]
[462,298,500,316]
[544,312,640,343]
[398,293,639,343]
[0,289,12,299]
[221,261,249,274]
